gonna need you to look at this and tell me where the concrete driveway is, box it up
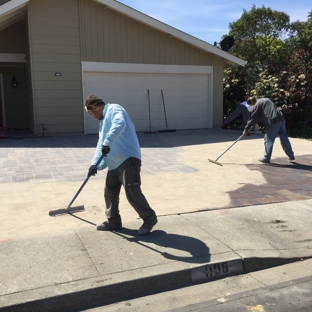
[0,128,311,241]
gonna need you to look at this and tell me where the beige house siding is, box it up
[212,55,224,126]
[79,0,213,66]
[28,0,83,134]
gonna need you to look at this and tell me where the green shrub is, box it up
[288,126,312,140]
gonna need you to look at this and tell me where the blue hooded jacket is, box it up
[92,104,141,171]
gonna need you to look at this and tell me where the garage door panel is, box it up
[84,68,212,133]
[179,117,206,129]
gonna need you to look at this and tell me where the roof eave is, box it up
[0,0,28,31]
[0,0,28,16]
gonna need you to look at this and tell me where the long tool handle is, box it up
[215,135,244,162]
[147,89,152,128]
[161,90,168,128]
[66,155,104,209]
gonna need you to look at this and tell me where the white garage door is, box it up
[82,63,213,134]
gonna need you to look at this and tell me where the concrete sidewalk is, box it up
[0,200,312,311]
[0,129,312,311]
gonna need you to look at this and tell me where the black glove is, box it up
[102,145,110,156]
[88,165,97,177]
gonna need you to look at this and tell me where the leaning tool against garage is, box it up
[85,94,158,235]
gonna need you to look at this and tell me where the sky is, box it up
[117,0,311,45]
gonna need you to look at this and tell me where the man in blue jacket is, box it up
[85,94,157,235]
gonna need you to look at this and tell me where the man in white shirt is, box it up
[222,94,253,129]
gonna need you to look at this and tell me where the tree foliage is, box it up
[288,14,312,53]
[228,5,291,67]
[223,5,312,130]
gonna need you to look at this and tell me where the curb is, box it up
[167,271,312,312]
[1,256,310,312]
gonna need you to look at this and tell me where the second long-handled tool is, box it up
[158,90,176,133]
[208,135,244,167]
[49,155,104,217]
[144,89,157,134]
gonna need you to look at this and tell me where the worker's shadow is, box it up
[113,228,211,264]
[267,162,312,171]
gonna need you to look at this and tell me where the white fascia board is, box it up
[82,62,213,75]
[94,0,246,67]
[0,0,29,18]
[0,53,26,62]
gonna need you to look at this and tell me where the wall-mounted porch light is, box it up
[11,75,18,89]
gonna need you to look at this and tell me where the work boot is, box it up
[138,217,158,235]
[258,157,270,164]
[97,214,122,231]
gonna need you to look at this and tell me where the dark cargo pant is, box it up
[104,157,156,222]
